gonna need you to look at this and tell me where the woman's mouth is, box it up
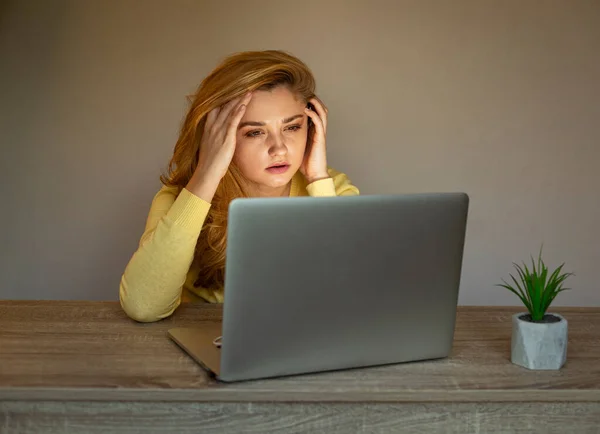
[266,163,290,174]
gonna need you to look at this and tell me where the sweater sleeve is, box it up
[306,167,360,197]
[119,187,211,322]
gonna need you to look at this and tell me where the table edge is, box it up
[1,387,599,403]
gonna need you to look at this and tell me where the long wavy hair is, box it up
[160,50,316,291]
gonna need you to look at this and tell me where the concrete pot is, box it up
[511,312,567,370]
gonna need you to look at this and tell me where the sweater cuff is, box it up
[165,188,211,232]
[306,177,336,197]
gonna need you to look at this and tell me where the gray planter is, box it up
[511,312,568,370]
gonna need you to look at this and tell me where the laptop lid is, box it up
[219,192,469,382]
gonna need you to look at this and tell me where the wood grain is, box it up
[2,401,600,434]
[1,301,599,403]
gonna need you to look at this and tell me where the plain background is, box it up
[1,0,598,305]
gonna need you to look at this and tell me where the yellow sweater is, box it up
[119,167,359,322]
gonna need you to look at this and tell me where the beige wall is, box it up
[1,0,598,305]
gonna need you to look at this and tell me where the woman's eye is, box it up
[245,130,263,138]
[245,125,301,138]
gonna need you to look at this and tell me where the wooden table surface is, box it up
[1,301,599,433]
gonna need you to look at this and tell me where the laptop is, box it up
[168,192,469,382]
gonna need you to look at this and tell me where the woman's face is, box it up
[233,86,309,196]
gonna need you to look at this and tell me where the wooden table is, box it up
[1,301,599,433]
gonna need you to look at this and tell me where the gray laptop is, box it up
[168,192,469,382]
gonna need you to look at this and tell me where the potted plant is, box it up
[497,248,574,370]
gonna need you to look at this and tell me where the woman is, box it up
[119,50,359,322]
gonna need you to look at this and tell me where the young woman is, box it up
[119,50,359,322]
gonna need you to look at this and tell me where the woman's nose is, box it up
[268,134,287,155]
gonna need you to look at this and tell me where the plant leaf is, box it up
[541,264,564,311]
[497,282,532,312]
[523,260,542,320]
[508,274,530,311]
[510,266,529,301]
[511,263,535,316]
[537,247,547,317]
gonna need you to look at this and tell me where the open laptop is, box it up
[168,192,469,382]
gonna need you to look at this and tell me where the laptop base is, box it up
[168,324,222,377]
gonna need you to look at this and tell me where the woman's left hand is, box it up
[300,97,329,184]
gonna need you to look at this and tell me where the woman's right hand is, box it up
[186,92,253,202]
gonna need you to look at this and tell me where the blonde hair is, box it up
[160,50,316,290]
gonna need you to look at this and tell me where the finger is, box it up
[225,99,249,144]
[204,106,220,132]
[305,106,325,140]
[308,97,327,133]
[213,97,242,132]
[214,92,252,132]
